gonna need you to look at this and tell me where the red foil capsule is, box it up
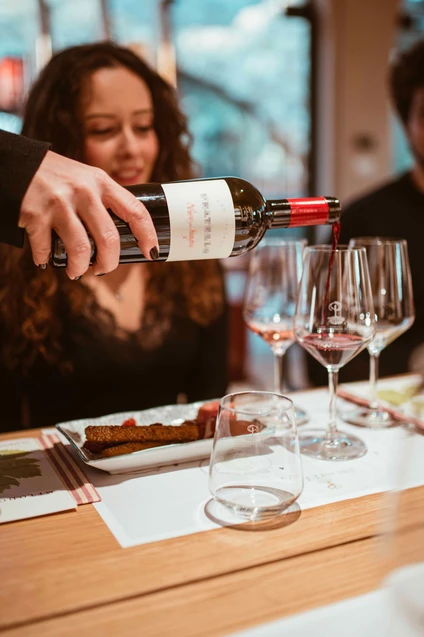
[287,197,330,227]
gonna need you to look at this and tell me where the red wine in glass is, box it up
[294,245,375,461]
[301,332,366,368]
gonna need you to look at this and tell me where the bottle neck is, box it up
[266,197,341,228]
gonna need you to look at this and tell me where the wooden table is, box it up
[1,428,423,637]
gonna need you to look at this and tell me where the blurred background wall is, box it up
[0,0,422,390]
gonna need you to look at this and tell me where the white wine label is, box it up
[162,180,235,261]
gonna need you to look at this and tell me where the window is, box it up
[394,0,424,172]
[172,0,312,202]
[0,0,313,203]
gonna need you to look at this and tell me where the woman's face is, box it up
[82,65,159,186]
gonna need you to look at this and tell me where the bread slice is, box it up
[84,420,201,445]
[99,441,173,457]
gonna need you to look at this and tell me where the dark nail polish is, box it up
[149,246,159,260]
[73,275,82,281]
[37,263,48,270]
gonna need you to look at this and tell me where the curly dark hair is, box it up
[0,42,224,372]
[21,41,194,181]
[389,39,424,126]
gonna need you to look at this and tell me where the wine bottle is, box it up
[50,176,341,266]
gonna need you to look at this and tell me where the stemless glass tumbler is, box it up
[208,391,303,521]
[294,246,376,461]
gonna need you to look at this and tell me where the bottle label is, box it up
[162,180,235,261]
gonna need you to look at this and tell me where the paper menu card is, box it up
[0,437,76,523]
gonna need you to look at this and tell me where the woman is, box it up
[0,42,228,431]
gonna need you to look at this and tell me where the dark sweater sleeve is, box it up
[0,130,50,247]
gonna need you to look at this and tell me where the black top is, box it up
[0,296,228,432]
[0,130,50,247]
[308,172,424,385]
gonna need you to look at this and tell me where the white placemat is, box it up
[54,376,424,547]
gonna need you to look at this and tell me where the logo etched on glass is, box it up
[327,301,345,326]
[247,423,260,434]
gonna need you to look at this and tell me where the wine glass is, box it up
[243,238,308,425]
[208,391,303,521]
[343,238,415,428]
[294,246,376,460]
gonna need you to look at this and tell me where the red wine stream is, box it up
[321,222,341,325]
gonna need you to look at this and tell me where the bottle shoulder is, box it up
[224,177,265,204]
[125,177,266,210]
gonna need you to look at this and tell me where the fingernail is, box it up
[95,273,105,277]
[73,275,82,281]
[149,246,159,260]
[37,263,48,270]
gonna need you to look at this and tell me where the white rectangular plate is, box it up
[56,401,214,474]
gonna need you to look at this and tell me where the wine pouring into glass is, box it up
[243,238,309,425]
[294,246,376,460]
[343,238,415,428]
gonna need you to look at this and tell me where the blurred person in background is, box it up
[0,128,159,275]
[308,39,424,386]
[0,42,228,431]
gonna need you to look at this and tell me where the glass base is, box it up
[204,496,301,530]
[343,407,395,428]
[298,429,367,461]
[214,485,297,521]
[294,406,309,426]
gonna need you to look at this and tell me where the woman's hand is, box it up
[19,150,159,279]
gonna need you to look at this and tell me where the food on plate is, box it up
[121,418,136,427]
[82,401,263,460]
[85,420,201,445]
[82,401,221,458]
[196,401,219,424]
[99,441,173,457]
[196,401,220,438]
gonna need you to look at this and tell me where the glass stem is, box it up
[274,353,285,394]
[369,354,380,412]
[327,368,339,439]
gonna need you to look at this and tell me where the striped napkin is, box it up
[39,433,101,505]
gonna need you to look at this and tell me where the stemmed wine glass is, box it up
[294,246,376,460]
[243,238,308,425]
[343,237,415,428]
